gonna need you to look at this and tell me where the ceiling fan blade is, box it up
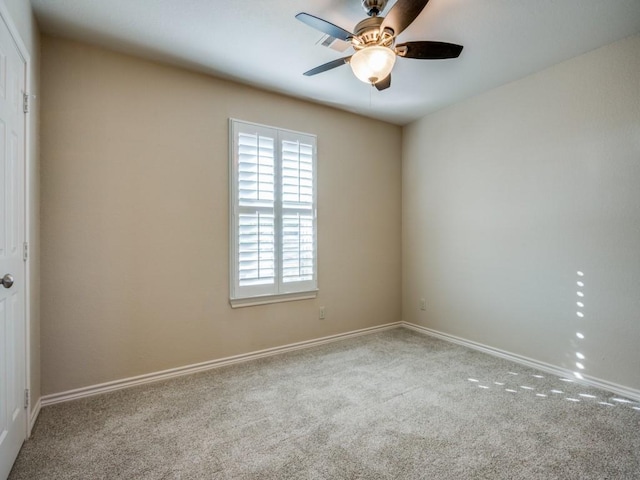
[296,13,354,41]
[303,56,352,76]
[375,75,391,91]
[396,41,463,59]
[380,0,429,36]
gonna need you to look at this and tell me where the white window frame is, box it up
[229,119,318,307]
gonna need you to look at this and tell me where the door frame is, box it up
[0,1,33,438]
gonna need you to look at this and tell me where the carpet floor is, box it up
[9,328,640,479]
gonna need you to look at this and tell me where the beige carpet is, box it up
[9,328,640,479]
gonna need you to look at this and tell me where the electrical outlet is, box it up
[420,298,426,311]
[319,306,326,320]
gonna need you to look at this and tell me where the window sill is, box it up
[230,289,319,308]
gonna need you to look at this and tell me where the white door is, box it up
[0,12,26,480]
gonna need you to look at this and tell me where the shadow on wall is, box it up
[464,269,639,411]
[572,270,588,381]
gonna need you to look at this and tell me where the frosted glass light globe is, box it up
[350,46,396,84]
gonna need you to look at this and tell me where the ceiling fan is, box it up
[296,0,463,91]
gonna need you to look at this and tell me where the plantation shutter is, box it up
[233,122,277,298]
[280,131,316,292]
[230,120,317,304]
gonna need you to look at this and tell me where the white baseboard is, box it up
[40,320,640,408]
[402,321,640,402]
[41,322,402,407]
[28,397,41,436]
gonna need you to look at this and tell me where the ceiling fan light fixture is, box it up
[350,46,396,84]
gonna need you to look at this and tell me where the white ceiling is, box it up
[29,0,640,125]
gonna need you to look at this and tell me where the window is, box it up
[229,119,317,307]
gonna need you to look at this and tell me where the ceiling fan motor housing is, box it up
[353,17,394,49]
[361,0,388,16]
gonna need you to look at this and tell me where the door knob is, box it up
[1,274,14,289]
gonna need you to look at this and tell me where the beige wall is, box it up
[2,0,40,413]
[403,34,640,391]
[40,36,402,396]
